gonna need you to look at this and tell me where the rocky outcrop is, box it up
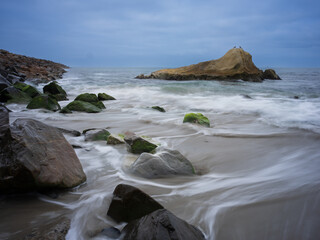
[27,95,61,111]
[121,209,205,240]
[0,86,31,103]
[262,69,281,80]
[129,149,195,178]
[183,113,210,127]
[14,82,41,98]
[98,93,116,101]
[75,93,105,109]
[124,133,158,154]
[43,81,68,101]
[0,111,86,192]
[107,184,164,223]
[60,100,102,113]
[0,49,68,83]
[136,48,280,82]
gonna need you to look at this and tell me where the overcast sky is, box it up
[1,0,319,67]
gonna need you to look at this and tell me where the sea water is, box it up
[1,68,320,240]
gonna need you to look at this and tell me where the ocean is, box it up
[1,67,320,240]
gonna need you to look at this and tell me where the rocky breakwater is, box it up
[0,49,68,84]
[136,48,280,82]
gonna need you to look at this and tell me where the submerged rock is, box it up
[83,128,110,141]
[98,93,116,101]
[152,106,166,112]
[0,86,31,103]
[136,48,280,82]
[107,184,164,223]
[107,134,125,145]
[183,113,210,127]
[121,209,205,240]
[75,93,105,109]
[43,81,67,101]
[129,149,195,179]
[61,100,102,113]
[124,134,157,154]
[0,118,86,192]
[27,95,61,111]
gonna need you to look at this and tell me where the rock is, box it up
[0,105,11,148]
[124,134,158,154]
[27,95,61,111]
[0,74,11,91]
[152,106,166,112]
[294,96,300,99]
[99,227,121,239]
[107,184,164,223]
[262,69,281,80]
[242,94,253,99]
[0,49,68,83]
[107,134,125,145]
[0,86,31,103]
[136,48,281,82]
[24,216,70,240]
[57,127,81,137]
[83,128,110,141]
[75,93,105,109]
[129,149,195,179]
[13,82,40,98]
[98,93,116,101]
[135,74,149,79]
[121,209,205,240]
[0,118,86,192]
[62,100,102,113]
[183,113,210,127]
[43,81,67,101]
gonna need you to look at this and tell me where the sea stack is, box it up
[136,48,280,82]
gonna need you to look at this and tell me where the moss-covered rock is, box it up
[14,82,41,98]
[183,113,210,127]
[27,95,61,111]
[75,93,105,109]
[60,107,72,114]
[84,128,110,141]
[107,134,125,145]
[43,81,67,101]
[152,106,165,112]
[63,100,101,113]
[91,101,106,109]
[124,134,158,154]
[98,93,116,101]
[0,86,31,103]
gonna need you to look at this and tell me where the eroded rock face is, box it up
[0,118,86,192]
[121,209,205,240]
[136,48,280,82]
[129,149,195,179]
[107,184,164,223]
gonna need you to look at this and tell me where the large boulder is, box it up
[98,93,116,101]
[107,184,164,223]
[27,95,61,111]
[43,81,67,101]
[61,100,102,113]
[129,149,195,179]
[124,133,158,154]
[0,118,86,192]
[14,82,41,98]
[262,69,281,80]
[75,93,105,109]
[0,86,31,103]
[183,113,210,127]
[121,209,205,240]
[83,128,110,141]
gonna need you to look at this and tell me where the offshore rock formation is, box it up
[0,49,68,83]
[136,48,281,82]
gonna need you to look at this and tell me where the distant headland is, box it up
[136,48,281,82]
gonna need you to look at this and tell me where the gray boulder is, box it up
[122,209,205,240]
[129,149,195,179]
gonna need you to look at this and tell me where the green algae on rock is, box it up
[43,81,67,101]
[27,95,61,111]
[151,106,166,112]
[62,100,102,113]
[124,134,158,154]
[183,113,210,127]
[107,134,125,145]
[14,82,40,98]
[0,86,31,103]
[98,93,116,101]
[75,93,105,109]
[84,128,110,141]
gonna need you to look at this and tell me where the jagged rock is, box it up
[121,209,205,240]
[136,48,281,82]
[0,74,11,91]
[124,133,157,154]
[107,134,125,145]
[0,118,86,192]
[61,100,102,113]
[75,93,105,109]
[183,113,210,127]
[262,69,281,80]
[27,95,61,111]
[0,86,31,103]
[14,82,40,98]
[129,149,195,178]
[83,128,110,141]
[43,81,67,101]
[107,184,164,223]
[98,93,116,101]
[152,106,166,112]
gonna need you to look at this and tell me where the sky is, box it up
[0,0,319,67]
